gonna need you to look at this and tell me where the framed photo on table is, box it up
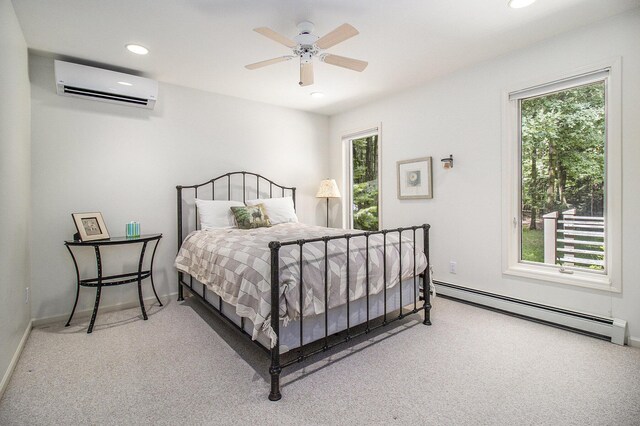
[397,157,433,200]
[72,212,110,241]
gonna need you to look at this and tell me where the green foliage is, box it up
[521,228,544,263]
[520,82,605,270]
[353,181,378,231]
[521,82,605,220]
[352,136,379,231]
[352,137,378,184]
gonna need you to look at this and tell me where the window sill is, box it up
[503,263,620,293]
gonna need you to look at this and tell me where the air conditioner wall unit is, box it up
[54,60,158,109]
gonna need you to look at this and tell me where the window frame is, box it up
[342,126,382,230]
[501,58,622,292]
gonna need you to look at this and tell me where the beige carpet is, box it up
[1,296,639,425]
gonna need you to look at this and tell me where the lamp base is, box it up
[326,197,329,228]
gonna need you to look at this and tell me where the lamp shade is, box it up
[316,179,341,198]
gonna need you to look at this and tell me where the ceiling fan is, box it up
[245,21,368,87]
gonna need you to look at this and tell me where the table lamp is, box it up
[316,179,341,227]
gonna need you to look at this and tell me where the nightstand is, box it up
[64,233,162,333]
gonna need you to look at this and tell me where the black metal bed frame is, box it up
[176,171,431,401]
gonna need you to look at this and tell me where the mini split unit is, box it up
[54,60,158,109]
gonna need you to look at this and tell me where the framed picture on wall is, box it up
[397,157,433,199]
[71,212,110,241]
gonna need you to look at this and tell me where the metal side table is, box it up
[64,233,163,333]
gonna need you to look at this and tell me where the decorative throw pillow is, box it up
[230,204,271,229]
[245,196,298,225]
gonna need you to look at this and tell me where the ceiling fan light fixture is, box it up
[125,44,149,55]
[297,21,315,34]
[294,21,319,45]
[508,0,536,8]
[247,22,368,86]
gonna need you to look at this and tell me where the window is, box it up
[521,81,606,270]
[344,129,380,231]
[503,60,621,291]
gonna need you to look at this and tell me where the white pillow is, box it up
[245,196,298,225]
[195,199,245,230]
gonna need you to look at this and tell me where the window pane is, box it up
[351,136,379,231]
[520,81,606,272]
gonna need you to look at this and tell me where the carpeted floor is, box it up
[1,296,639,425]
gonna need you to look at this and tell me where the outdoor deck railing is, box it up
[542,208,605,270]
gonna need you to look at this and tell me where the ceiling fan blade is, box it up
[254,27,297,48]
[245,56,294,70]
[299,62,314,86]
[321,54,368,72]
[315,23,359,49]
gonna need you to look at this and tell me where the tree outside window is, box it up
[351,135,379,231]
[520,82,605,270]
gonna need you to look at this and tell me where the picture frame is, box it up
[397,157,433,200]
[71,212,110,241]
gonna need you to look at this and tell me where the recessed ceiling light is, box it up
[310,92,324,98]
[508,0,536,8]
[125,44,149,55]
[117,81,133,86]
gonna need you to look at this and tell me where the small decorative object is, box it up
[126,221,141,238]
[315,179,341,227]
[71,212,110,241]
[397,157,433,200]
[441,154,454,169]
[230,204,272,229]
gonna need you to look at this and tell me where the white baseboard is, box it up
[32,292,177,328]
[0,319,32,401]
[434,281,628,346]
[629,337,640,348]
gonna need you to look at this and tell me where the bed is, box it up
[175,171,432,401]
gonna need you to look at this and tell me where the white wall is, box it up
[29,53,329,321]
[0,0,32,389]
[329,11,640,342]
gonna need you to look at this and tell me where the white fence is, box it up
[542,208,605,269]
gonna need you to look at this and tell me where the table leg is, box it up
[137,242,148,320]
[66,284,79,327]
[149,238,163,306]
[87,284,102,334]
[65,245,81,327]
[87,246,104,334]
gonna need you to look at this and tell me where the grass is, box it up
[522,228,544,263]
[521,227,605,271]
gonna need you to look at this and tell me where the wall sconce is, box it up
[441,155,454,169]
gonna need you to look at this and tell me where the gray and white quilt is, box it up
[174,223,427,347]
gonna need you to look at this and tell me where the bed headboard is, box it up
[176,171,296,249]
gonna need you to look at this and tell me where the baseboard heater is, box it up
[433,281,627,346]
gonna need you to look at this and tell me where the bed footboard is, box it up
[267,224,431,401]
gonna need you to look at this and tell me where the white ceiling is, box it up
[12,0,640,115]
